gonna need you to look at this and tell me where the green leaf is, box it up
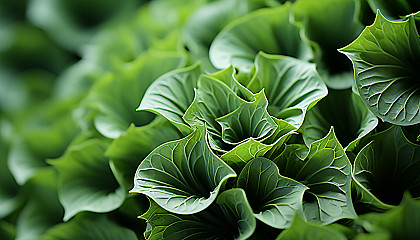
[209,3,311,72]
[142,188,256,240]
[273,128,357,224]
[138,63,202,134]
[40,213,138,240]
[131,126,236,214]
[87,50,186,139]
[275,214,347,240]
[339,11,420,126]
[15,168,63,240]
[247,52,328,128]
[352,126,420,208]
[107,117,182,191]
[357,193,420,240]
[293,0,364,89]
[300,89,378,151]
[237,157,308,229]
[182,0,265,71]
[50,138,125,221]
[365,0,420,19]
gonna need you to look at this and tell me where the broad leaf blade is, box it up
[50,138,125,221]
[237,157,308,229]
[339,11,420,126]
[209,3,311,72]
[274,129,357,224]
[248,52,328,128]
[142,188,256,240]
[131,126,236,214]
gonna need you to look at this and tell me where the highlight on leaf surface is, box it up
[339,10,420,126]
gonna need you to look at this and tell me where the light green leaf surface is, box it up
[352,126,420,208]
[40,213,138,240]
[50,138,125,221]
[275,214,347,240]
[107,118,182,191]
[247,52,328,128]
[142,188,256,240]
[339,11,420,125]
[131,126,236,214]
[274,129,357,224]
[88,50,186,139]
[209,3,311,72]
[300,89,378,151]
[237,157,308,229]
[138,63,202,134]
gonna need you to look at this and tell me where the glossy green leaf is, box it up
[339,11,420,125]
[138,63,202,134]
[87,50,186,139]
[209,3,311,72]
[40,213,138,240]
[300,89,378,151]
[357,194,420,240]
[273,128,357,224]
[237,157,308,229]
[107,118,182,191]
[142,188,256,240]
[293,0,364,89]
[131,126,236,214]
[352,126,420,208]
[15,168,63,240]
[247,52,328,128]
[50,138,125,221]
[276,214,347,240]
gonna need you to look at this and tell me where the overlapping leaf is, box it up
[237,157,308,229]
[209,3,311,72]
[131,126,236,214]
[340,11,420,125]
[352,126,420,209]
[50,138,125,221]
[247,52,328,128]
[273,128,357,224]
[142,189,256,240]
[300,89,378,151]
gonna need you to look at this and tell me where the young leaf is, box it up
[237,157,308,229]
[107,118,182,191]
[209,3,311,72]
[273,129,357,224]
[352,126,420,208]
[300,89,378,151]
[275,214,347,240]
[50,138,125,221]
[138,63,202,134]
[40,213,138,240]
[131,126,236,214]
[247,52,328,128]
[142,188,256,240]
[339,11,420,126]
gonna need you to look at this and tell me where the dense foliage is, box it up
[1,0,420,239]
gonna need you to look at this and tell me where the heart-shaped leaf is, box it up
[131,126,236,214]
[142,188,256,240]
[352,126,420,209]
[237,157,308,229]
[339,11,420,126]
[300,89,378,151]
[50,138,125,221]
[138,63,202,134]
[209,3,311,72]
[273,128,357,224]
[247,52,328,128]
